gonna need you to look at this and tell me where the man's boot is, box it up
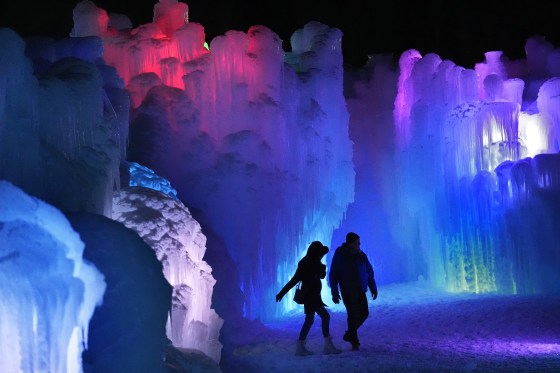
[343,330,360,351]
[323,336,342,354]
[295,339,314,356]
[352,333,360,351]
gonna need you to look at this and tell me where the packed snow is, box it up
[227,281,560,372]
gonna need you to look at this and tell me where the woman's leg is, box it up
[298,310,315,340]
[316,305,331,337]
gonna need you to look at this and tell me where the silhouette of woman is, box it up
[276,241,341,355]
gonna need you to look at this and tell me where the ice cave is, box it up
[0,0,559,372]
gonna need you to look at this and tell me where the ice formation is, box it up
[112,186,223,362]
[2,0,560,370]
[0,181,105,373]
[67,0,560,317]
[128,161,179,200]
[70,0,355,321]
[67,212,173,373]
[0,27,128,217]
[348,38,560,294]
[0,12,221,367]
[127,20,353,320]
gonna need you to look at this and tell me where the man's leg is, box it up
[355,291,369,329]
[341,293,360,349]
[350,292,369,349]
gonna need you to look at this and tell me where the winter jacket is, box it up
[329,243,377,298]
[277,242,328,306]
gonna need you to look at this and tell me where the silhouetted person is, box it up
[276,241,341,356]
[329,232,377,350]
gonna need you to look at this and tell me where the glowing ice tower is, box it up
[82,0,354,321]
[391,36,560,294]
[155,21,352,320]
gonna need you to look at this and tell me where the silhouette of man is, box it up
[328,232,377,350]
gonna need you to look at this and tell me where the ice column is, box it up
[112,187,223,362]
[153,0,189,37]
[70,0,109,38]
[390,38,560,294]
[75,0,210,90]
[119,16,353,320]
[536,78,560,153]
[0,181,105,373]
[0,28,128,217]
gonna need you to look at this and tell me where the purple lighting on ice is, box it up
[436,338,560,357]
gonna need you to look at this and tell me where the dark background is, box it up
[2,0,559,68]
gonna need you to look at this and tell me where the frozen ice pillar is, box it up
[0,181,105,373]
[113,186,223,362]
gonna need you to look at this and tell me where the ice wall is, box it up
[0,28,128,217]
[66,212,173,373]
[112,186,223,362]
[0,181,105,373]
[384,36,560,293]
[73,0,354,321]
[72,0,208,91]
[330,55,402,283]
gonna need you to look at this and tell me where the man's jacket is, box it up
[329,243,377,297]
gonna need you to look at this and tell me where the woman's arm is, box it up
[275,265,303,301]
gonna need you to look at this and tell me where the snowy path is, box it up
[227,282,560,372]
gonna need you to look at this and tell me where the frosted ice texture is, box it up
[0,181,105,373]
[387,44,560,293]
[70,0,209,91]
[95,9,354,320]
[3,2,558,356]
[128,161,179,200]
[70,0,109,38]
[153,0,189,36]
[341,39,560,293]
[112,187,223,362]
[0,28,128,217]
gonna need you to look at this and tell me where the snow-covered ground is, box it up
[226,281,560,372]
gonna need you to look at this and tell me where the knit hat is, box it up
[345,232,360,244]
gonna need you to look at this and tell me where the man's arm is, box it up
[328,251,341,303]
[366,257,378,300]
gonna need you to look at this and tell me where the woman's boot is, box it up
[295,339,314,356]
[323,336,342,354]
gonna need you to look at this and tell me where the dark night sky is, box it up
[1,0,560,68]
